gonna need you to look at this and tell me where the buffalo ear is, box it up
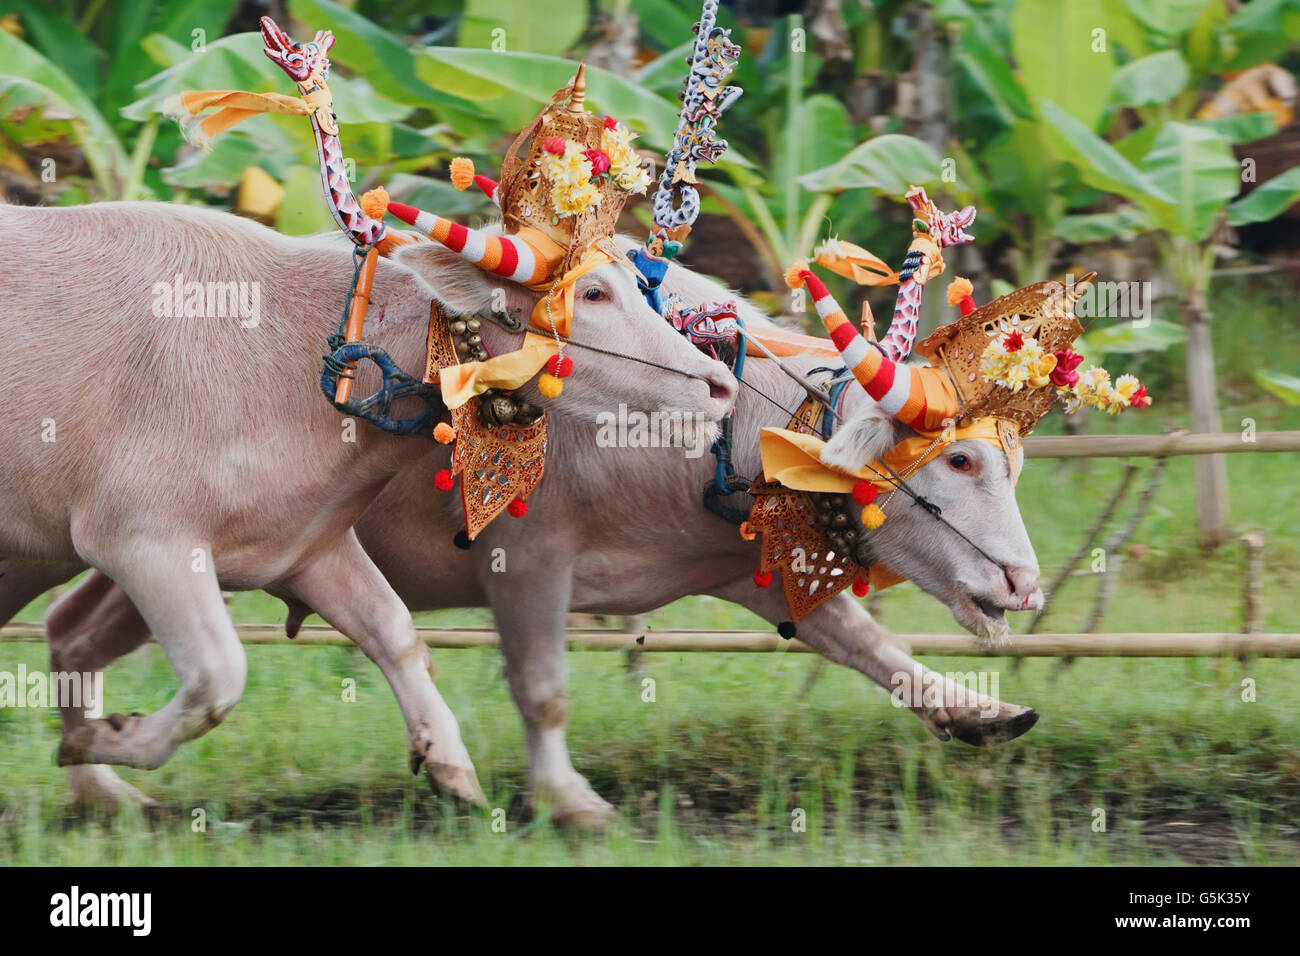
[391,239,536,317]
[819,411,903,474]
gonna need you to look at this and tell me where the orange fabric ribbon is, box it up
[437,245,615,409]
[169,89,318,145]
[760,417,1017,496]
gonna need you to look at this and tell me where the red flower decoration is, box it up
[1050,348,1084,388]
[603,115,618,130]
[1003,330,1024,352]
[583,149,611,175]
[543,135,567,155]
[1130,383,1151,409]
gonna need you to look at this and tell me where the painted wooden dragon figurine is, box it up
[257,16,387,248]
[814,185,977,363]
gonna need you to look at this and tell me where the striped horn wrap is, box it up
[384,201,560,286]
[791,268,959,432]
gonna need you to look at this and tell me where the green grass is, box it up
[1,278,1297,865]
[1,641,1296,864]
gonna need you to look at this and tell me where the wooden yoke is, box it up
[335,245,379,404]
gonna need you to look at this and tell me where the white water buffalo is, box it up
[3,231,1043,827]
[0,199,737,808]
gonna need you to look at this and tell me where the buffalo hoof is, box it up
[950,705,1040,747]
[427,761,488,807]
[67,764,157,811]
[56,726,95,766]
[534,777,616,832]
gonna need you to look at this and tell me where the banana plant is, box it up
[0,0,240,200]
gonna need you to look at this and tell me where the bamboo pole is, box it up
[2,623,1298,658]
[1022,430,1300,459]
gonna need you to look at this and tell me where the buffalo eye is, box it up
[949,453,971,472]
[582,287,605,302]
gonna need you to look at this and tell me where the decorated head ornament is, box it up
[631,0,742,327]
[382,66,647,286]
[366,65,656,406]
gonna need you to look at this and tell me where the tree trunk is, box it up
[1183,288,1231,549]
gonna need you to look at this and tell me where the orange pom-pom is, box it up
[433,422,456,444]
[360,186,390,222]
[784,262,809,290]
[946,276,974,307]
[738,521,757,541]
[450,157,475,191]
[538,374,564,399]
[861,504,886,529]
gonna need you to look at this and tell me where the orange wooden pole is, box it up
[335,245,379,404]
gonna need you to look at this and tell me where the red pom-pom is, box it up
[434,469,454,492]
[852,481,878,506]
[507,496,528,518]
[753,570,773,589]
[852,578,870,598]
[546,354,574,378]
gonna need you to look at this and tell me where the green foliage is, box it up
[1253,369,1300,405]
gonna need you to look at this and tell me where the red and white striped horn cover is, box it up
[798,269,956,431]
[385,201,559,285]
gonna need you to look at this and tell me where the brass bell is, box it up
[450,320,467,336]
[513,403,543,425]
[466,318,481,332]
[482,393,518,427]
[831,513,848,528]
[455,340,470,356]
[467,334,481,346]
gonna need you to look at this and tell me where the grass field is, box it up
[1,277,1297,865]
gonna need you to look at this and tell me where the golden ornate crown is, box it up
[496,65,651,272]
[915,271,1097,435]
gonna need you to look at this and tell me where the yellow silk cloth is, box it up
[437,245,613,409]
[171,89,325,142]
[759,417,1013,496]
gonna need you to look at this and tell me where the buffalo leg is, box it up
[709,576,1038,746]
[58,540,247,770]
[480,550,615,829]
[46,571,156,807]
[281,531,485,805]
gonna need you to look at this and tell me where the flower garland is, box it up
[540,116,651,217]
[979,334,1151,414]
